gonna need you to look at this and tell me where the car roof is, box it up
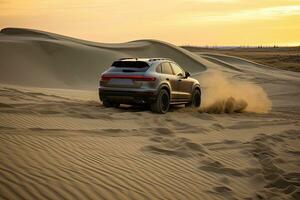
[117,57,174,64]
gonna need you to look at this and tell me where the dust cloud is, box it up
[199,71,272,114]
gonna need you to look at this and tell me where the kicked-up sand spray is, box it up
[198,71,272,113]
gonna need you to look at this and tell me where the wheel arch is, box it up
[193,84,201,93]
[158,83,171,97]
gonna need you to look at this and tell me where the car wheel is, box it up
[151,89,170,114]
[102,99,113,107]
[114,103,120,108]
[187,89,201,107]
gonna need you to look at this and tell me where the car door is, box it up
[161,62,180,100]
[170,62,193,100]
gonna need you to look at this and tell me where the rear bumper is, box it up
[99,88,157,104]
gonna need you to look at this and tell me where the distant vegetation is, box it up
[181,46,300,72]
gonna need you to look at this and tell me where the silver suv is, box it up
[99,58,201,113]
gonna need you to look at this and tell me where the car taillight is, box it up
[100,75,156,81]
[100,75,110,81]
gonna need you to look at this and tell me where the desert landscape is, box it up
[182,46,300,72]
[0,28,300,200]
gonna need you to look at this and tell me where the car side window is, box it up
[170,62,184,76]
[156,64,162,73]
[161,62,173,75]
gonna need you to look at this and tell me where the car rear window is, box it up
[109,61,150,72]
[111,61,149,68]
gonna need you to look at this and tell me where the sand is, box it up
[0,28,300,200]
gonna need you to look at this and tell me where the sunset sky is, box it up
[1,0,299,46]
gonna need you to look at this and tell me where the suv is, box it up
[99,58,201,113]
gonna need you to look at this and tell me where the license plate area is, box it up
[108,78,134,85]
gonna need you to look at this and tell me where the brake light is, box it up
[100,75,111,81]
[100,75,156,81]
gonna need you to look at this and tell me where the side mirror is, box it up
[185,71,190,78]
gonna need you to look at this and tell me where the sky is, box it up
[0,0,299,46]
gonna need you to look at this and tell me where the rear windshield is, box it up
[111,61,149,68]
[109,61,150,72]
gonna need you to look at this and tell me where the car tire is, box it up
[186,89,201,107]
[151,89,170,114]
[102,99,113,107]
[114,103,120,108]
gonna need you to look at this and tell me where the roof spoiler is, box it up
[148,58,173,62]
[118,57,138,61]
[117,57,174,62]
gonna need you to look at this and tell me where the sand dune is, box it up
[0,28,300,200]
[0,28,207,89]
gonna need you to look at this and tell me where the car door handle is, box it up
[166,78,169,81]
